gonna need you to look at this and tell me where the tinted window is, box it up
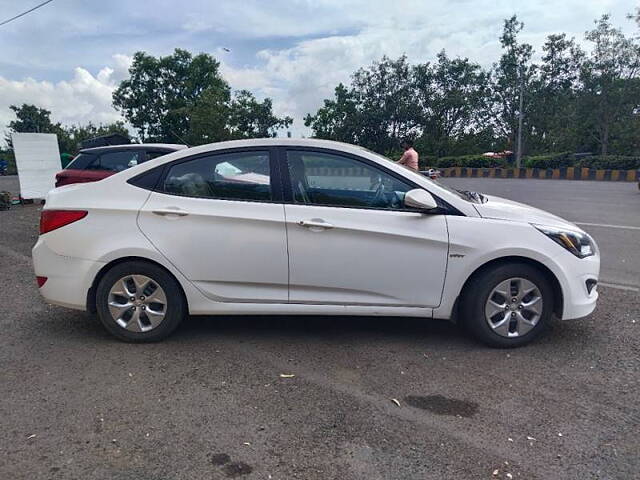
[163,151,271,201]
[66,153,96,170]
[287,150,413,210]
[87,150,142,172]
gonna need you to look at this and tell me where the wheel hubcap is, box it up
[107,275,167,332]
[484,277,543,338]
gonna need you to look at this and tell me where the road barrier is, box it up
[434,167,639,181]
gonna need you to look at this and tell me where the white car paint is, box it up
[33,138,599,326]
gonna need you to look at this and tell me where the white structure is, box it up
[12,133,60,199]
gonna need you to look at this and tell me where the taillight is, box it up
[36,276,48,288]
[39,210,87,234]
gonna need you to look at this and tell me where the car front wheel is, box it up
[95,261,186,342]
[460,263,554,348]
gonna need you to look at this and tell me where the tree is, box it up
[5,104,63,148]
[113,49,230,142]
[412,51,489,156]
[578,15,640,155]
[305,56,416,153]
[527,34,585,153]
[350,55,416,153]
[227,90,292,139]
[113,48,291,145]
[488,16,534,157]
[304,83,360,143]
[4,103,131,155]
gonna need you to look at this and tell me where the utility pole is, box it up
[515,65,524,168]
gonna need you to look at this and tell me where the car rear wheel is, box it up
[460,263,554,348]
[96,261,186,342]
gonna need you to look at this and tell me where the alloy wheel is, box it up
[107,275,167,332]
[484,277,543,338]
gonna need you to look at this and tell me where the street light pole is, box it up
[515,66,524,169]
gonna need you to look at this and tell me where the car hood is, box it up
[473,195,583,232]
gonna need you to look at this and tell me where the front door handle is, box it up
[298,219,334,229]
[152,208,189,217]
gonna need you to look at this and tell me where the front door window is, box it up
[286,150,414,210]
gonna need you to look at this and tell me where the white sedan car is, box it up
[33,139,600,347]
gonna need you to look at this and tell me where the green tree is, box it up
[113,48,291,145]
[305,56,416,153]
[227,90,292,139]
[578,15,640,155]
[488,16,534,154]
[113,49,230,143]
[527,34,585,153]
[5,104,63,148]
[304,83,361,143]
[412,51,490,156]
[351,55,416,153]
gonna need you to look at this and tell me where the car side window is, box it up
[286,150,414,210]
[162,151,272,202]
[87,151,141,172]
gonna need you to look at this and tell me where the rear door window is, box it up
[162,151,272,202]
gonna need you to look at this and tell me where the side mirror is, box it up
[404,189,438,211]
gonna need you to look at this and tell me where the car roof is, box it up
[80,143,187,154]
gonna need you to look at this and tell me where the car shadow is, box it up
[33,307,579,351]
[175,314,471,348]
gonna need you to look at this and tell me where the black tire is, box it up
[95,261,186,342]
[460,263,554,348]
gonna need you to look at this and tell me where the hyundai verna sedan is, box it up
[33,139,600,347]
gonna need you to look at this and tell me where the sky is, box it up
[0,0,636,141]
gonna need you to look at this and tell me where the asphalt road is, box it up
[1,175,639,479]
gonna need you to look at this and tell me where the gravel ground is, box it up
[0,177,638,479]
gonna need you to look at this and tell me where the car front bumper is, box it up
[556,253,600,320]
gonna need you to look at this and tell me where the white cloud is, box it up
[0,55,132,144]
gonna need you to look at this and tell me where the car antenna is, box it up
[170,130,190,148]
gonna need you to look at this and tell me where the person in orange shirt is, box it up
[397,139,419,171]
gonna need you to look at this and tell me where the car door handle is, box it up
[152,208,189,217]
[298,219,334,229]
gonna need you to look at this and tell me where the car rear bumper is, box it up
[32,237,104,310]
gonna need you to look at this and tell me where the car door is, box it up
[282,148,449,308]
[138,148,289,303]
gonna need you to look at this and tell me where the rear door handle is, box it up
[298,219,334,229]
[152,208,189,217]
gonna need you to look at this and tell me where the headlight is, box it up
[534,224,595,258]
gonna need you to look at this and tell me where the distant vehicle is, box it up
[34,139,600,347]
[421,168,441,180]
[54,144,186,187]
[0,159,8,176]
